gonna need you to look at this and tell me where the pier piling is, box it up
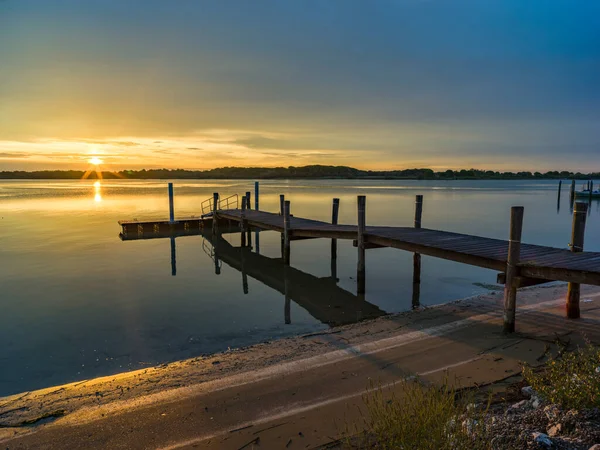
[254,182,259,210]
[413,195,423,309]
[168,183,175,224]
[357,195,366,295]
[241,196,247,247]
[283,200,291,265]
[245,192,251,211]
[331,198,340,280]
[503,206,524,333]
[331,198,340,260]
[567,202,588,319]
[279,195,285,216]
[570,179,576,206]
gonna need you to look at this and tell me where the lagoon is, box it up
[0,179,598,396]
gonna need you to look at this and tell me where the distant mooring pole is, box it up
[283,200,291,265]
[570,179,576,208]
[566,202,588,319]
[503,206,524,333]
[357,195,366,295]
[168,183,175,224]
[212,192,219,235]
[254,182,260,252]
[331,198,340,281]
[412,195,423,309]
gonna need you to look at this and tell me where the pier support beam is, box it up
[168,183,175,224]
[566,202,588,319]
[283,200,291,265]
[503,206,524,333]
[412,195,423,309]
[357,195,366,295]
[212,192,219,235]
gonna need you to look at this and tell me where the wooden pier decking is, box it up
[217,209,600,286]
[118,182,599,332]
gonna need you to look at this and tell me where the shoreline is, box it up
[3,283,598,441]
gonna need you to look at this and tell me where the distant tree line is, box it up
[1,165,599,180]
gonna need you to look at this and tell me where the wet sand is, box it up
[1,284,600,449]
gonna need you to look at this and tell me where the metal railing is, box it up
[201,193,239,217]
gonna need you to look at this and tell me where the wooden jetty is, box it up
[118,181,600,332]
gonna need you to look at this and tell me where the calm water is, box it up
[1,179,599,396]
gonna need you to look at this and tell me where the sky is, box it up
[1,0,599,172]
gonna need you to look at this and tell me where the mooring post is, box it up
[503,206,524,333]
[168,183,175,224]
[212,192,219,235]
[413,195,423,309]
[357,195,366,295]
[283,200,291,265]
[245,191,251,211]
[170,236,177,276]
[566,202,588,319]
[240,196,247,247]
[570,179,576,207]
[331,198,340,259]
[254,181,259,210]
[330,198,340,280]
[279,194,285,215]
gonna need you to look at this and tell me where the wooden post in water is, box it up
[331,198,340,259]
[570,179,576,207]
[357,195,366,295]
[503,206,524,333]
[240,196,247,247]
[566,202,588,319]
[331,198,340,280]
[254,181,259,210]
[212,192,219,235]
[245,191,251,211]
[412,195,423,309]
[168,183,175,224]
[170,236,177,276]
[279,194,285,215]
[283,200,291,265]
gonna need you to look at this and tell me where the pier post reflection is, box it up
[284,266,291,324]
[170,237,177,276]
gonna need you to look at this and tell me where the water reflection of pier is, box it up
[121,228,386,327]
[206,234,386,326]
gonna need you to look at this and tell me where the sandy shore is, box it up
[1,284,600,448]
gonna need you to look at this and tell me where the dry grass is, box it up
[347,376,491,450]
[523,341,600,410]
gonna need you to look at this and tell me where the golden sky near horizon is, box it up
[1,1,599,172]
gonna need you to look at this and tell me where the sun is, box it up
[89,157,103,166]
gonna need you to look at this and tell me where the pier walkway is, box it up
[217,209,600,286]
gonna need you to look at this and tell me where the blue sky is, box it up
[1,0,599,170]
